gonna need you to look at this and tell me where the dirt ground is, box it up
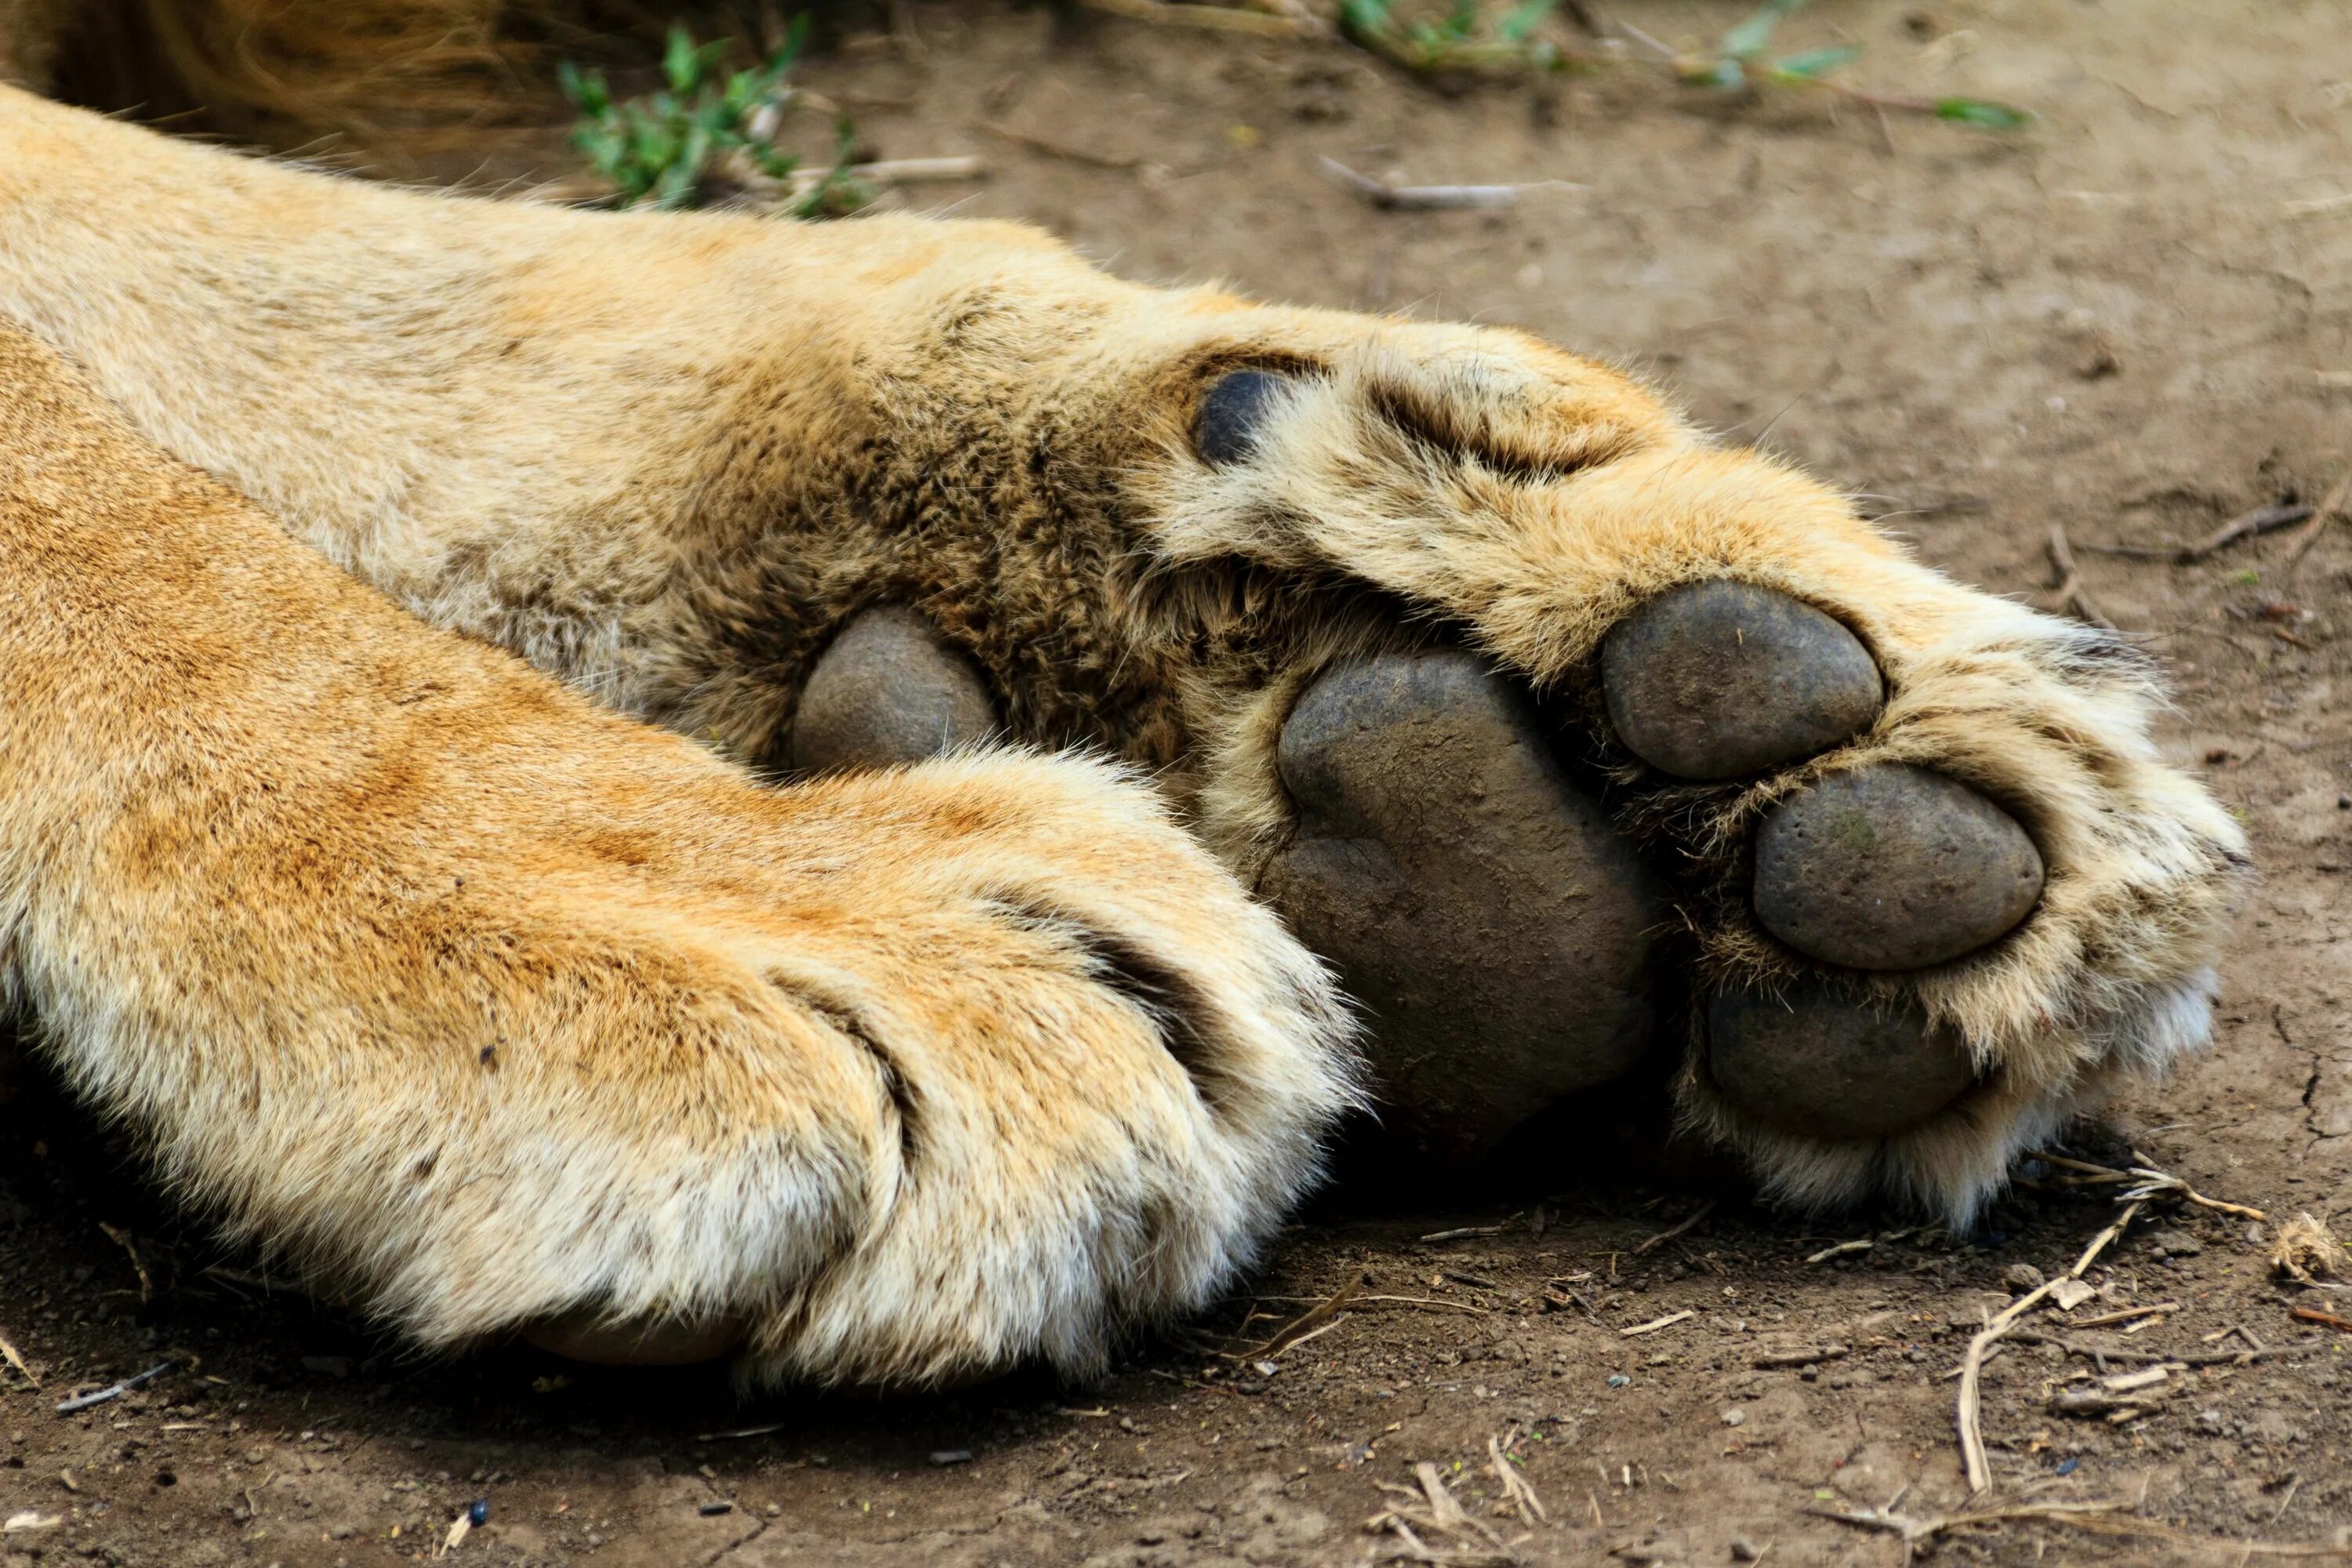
[6,2,2352,1563]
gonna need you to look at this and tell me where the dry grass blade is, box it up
[1080,0,1321,38]
[1633,1197,1716,1256]
[0,1327,36,1388]
[2030,1150,2267,1219]
[1232,1277,1362,1360]
[97,1223,152,1304]
[1487,1434,1548,1523]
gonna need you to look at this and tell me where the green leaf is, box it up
[1719,0,1806,60]
[1496,0,1555,43]
[1767,45,1858,79]
[1933,96,2034,129]
[662,24,701,93]
[1339,0,1394,39]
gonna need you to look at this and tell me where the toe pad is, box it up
[788,606,998,774]
[1753,763,2045,971]
[1602,581,1883,780]
[1707,985,1978,1141]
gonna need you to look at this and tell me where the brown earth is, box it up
[5,2,2352,1563]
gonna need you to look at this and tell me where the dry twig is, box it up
[1232,1277,1362,1360]
[2281,470,2352,577]
[1633,1198,1716,1256]
[1319,158,1551,211]
[2172,502,2314,562]
[1956,1199,2144,1493]
[54,1361,174,1415]
[1080,0,1320,37]
[97,1224,152,1304]
[2045,525,2118,630]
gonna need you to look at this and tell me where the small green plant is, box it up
[561,17,865,216]
[1632,0,2032,126]
[1338,0,1565,74]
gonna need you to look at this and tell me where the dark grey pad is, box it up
[1753,763,2045,971]
[787,606,999,774]
[1707,984,1980,1141]
[1259,651,1664,1160]
[1602,581,1883,780]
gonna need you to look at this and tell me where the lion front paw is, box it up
[1075,321,2247,1223]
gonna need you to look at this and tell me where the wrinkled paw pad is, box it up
[788,605,999,774]
[1261,649,1661,1160]
[1704,985,1978,1141]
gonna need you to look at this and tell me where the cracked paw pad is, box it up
[1602,580,1883,780]
[1705,984,1979,1141]
[1753,763,2045,971]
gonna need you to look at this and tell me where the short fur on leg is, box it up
[0,88,2245,1225]
[0,318,1359,1387]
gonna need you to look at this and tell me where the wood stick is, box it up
[2281,469,2351,576]
[2045,525,2118,630]
[1319,158,1538,211]
[2173,501,2313,562]
[1957,1200,2143,1494]
[1634,1197,1717,1256]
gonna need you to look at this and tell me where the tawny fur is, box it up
[0,47,2245,1356]
[0,318,1359,1386]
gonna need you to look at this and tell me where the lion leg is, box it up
[0,320,1357,1382]
[0,91,2245,1222]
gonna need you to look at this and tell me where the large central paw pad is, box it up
[1258,650,1662,1159]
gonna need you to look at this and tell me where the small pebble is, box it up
[1719,1408,1746,1428]
[2055,1456,2080,1476]
[929,1450,974,1467]
[698,1501,733,1517]
[1730,1541,1763,1563]
[2148,1229,2203,1258]
[1607,1374,1632,1388]
[2002,1263,2046,1294]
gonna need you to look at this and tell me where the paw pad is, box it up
[1196,369,1294,466]
[1705,984,1977,1140]
[788,606,998,773]
[1753,763,2044,971]
[1262,650,1661,1157]
[1601,580,1882,780]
